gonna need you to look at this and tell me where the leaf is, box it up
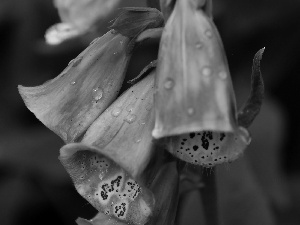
[82,73,156,177]
[110,7,164,40]
[152,0,238,139]
[167,127,251,167]
[19,30,131,143]
[238,48,265,128]
[59,143,155,225]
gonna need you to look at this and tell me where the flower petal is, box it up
[110,7,164,40]
[152,0,237,138]
[82,73,155,177]
[77,212,127,225]
[167,127,251,167]
[45,22,80,45]
[59,143,155,225]
[54,0,121,32]
[19,30,131,143]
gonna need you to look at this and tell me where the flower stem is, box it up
[199,168,220,225]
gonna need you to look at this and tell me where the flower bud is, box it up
[152,0,237,138]
[19,30,131,143]
[59,143,155,225]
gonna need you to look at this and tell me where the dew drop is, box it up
[126,104,134,112]
[164,78,174,89]
[68,59,74,66]
[145,102,152,111]
[218,71,227,79]
[72,56,83,67]
[93,88,103,101]
[187,108,195,115]
[111,107,122,117]
[135,139,141,143]
[205,30,213,38]
[196,42,202,49]
[70,81,76,85]
[202,67,212,76]
[90,37,100,45]
[124,114,137,124]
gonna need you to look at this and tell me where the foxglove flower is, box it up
[59,142,154,225]
[165,48,265,167]
[46,0,121,44]
[153,0,237,139]
[19,8,163,143]
[19,30,131,143]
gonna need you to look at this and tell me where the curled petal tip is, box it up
[59,143,154,225]
[238,48,265,128]
[153,0,237,138]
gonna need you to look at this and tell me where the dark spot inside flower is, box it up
[201,156,205,159]
[181,142,184,145]
[189,133,196,138]
[183,138,187,141]
[220,133,226,141]
[201,133,209,150]
[193,145,199,151]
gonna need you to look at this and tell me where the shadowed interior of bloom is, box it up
[59,143,155,225]
[152,0,237,139]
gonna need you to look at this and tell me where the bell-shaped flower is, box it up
[59,142,154,225]
[46,0,121,44]
[165,48,265,167]
[18,8,164,143]
[152,0,237,139]
[82,72,156,178]
[19,30,131,143]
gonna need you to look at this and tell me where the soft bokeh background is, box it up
[1,0,300,224]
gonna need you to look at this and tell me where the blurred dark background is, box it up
[0,0,300,224]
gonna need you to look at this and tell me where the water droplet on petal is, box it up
[164,78,174,89]
[145,102,152,111]
[238,126,251,145]
[219,71,227,79]
[205,30,213,38]
[72,56,83,67]
[196,42,202,49]
[124,114,137,124]
[202,67,212,76]
[111,107,122,117]
[90,37,100,45]
[70,81,76,85]
[93,87,103,101]
[68,59,74,66]
[126,104,134,112]
[135,139,141,143]
[187,108,195,115]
